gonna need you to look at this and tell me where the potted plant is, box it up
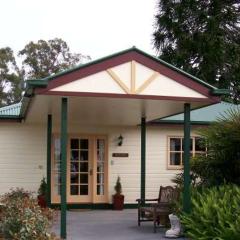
[112,176,124,210]
[37,177,47,208]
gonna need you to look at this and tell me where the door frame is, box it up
[51,133,108,204]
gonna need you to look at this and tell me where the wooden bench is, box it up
[136,186,179,233]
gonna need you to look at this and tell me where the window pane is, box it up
[182,138,193,151]
[195,137,205,151]
[80,151,88,161]
[80,185,88,195]
[71,139,79,149]
[54,184,61,195]
[71,150,79,160]
[70,173,79,184]
[71,185,79,195]
[170,138,181,151]
[80,162,88,172]
[54,163,61,171]
[80,139,88,149]
[97,185,104,195]
[71,162,79,172]
[80,174,88,184]
[97,173,104,184]
[97,162,104,172]
[54,138,61,160]
[170,152,181,165]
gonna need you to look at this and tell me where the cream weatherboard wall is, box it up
[0,122,197,203]
[0,123,46,194]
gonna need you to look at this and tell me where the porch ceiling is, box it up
[25,95,210,125]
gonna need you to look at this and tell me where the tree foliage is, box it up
[153,0,240,102]
[0,48,22,106]
[0,38,90,107]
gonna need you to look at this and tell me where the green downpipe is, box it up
[47,114,52,207]
[183,103,191,213]
[60,98,68,239]
[141,117,146,205]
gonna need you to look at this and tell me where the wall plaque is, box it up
[112,153,129,158]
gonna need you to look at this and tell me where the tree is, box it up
[18,38,90,79]
[0,48,22,107]
[0,38,90,107]
[153,0,240,102]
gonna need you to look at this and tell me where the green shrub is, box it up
[193,109,240,186]
[0,188,56,240]
[181,185,240,240]
[38,177,47,197]
[114,176,122,195]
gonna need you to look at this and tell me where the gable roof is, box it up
[26,47,227,97]
[152,101,239,125]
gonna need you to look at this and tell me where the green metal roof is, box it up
[153,102,240,124]
[0,102,22,116]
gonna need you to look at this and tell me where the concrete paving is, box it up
[52,209,187,240]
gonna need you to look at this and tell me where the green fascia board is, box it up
[26,79,48,88]
[211,88,230,95]
[26,46,221,92]
[0,115,21,119]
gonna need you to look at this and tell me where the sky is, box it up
[0,0,158,60]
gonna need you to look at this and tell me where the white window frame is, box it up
[167,136,206,170]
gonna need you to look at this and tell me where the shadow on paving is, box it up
[52,209,187,240]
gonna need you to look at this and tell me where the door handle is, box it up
[89,169,93,176]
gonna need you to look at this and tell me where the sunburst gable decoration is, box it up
[106,61,159,94]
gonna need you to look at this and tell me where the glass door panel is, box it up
[69,138,91,201]
[96,139,105,196]
[53,138,61,198]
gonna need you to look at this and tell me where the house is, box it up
[0,47,228,237]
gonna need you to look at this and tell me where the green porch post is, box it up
[183,103,191,213]
[141,117,146,204]
[60,98,68,239]
[47,114,52,207]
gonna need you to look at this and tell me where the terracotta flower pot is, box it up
[112,194,124,210]
[37,195,47,208]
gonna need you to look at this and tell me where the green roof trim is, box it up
[153,101,239,124]
[211,89,230,95]
[26,46,224,94]
[0,102,21,116]
[27,79,48,88]
[0,97,30,120]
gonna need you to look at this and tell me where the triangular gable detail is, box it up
[50,61,207,99]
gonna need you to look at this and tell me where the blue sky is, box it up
[0,0,157,60]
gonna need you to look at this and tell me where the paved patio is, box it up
[52,209,187,240]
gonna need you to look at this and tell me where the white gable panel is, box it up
[110,62,131,89]
[135,62,155,89]
[50,71,125,94]
[141,74,207,98]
